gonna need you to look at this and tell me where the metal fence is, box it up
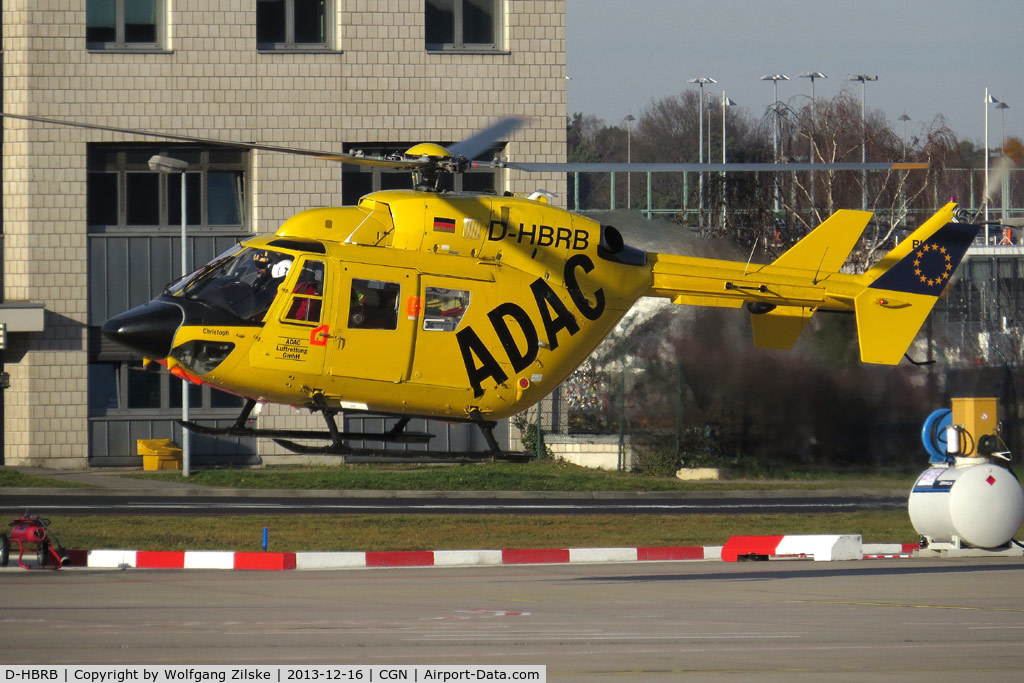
[567,167,1024,228]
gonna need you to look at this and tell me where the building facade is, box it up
[0,0,567,468]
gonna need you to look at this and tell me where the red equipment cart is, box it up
[0,514,68,569]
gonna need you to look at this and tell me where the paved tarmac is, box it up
[2,559,1023,681]
[4,466,1023,679]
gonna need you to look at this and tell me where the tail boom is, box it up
[646,202,980,364]
[649,209,872,311]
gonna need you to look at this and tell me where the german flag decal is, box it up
[433,217,457,233]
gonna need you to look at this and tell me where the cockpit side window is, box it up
[240,250,293,320]
[348,279,400,330]
[284,260,326,323]
[177,247,294,321]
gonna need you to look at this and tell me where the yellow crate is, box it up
[138,438,183,471]
[951,397,999,441]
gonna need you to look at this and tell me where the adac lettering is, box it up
[488,219,590,250]
[456,254,606,398]
[488,302,539,372]
[564,253,604,321]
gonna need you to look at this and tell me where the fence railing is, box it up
[568,167,1023,227]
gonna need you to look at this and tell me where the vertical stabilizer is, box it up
[770,209,872,273]
[855,204,980,364]
[748,209,871,350]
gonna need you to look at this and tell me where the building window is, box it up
[86,0,163,50]
[257,0,331,50]
[88,146,247,232]
[425,0,500,51]
[89,360,244,414]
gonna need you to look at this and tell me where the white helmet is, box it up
[271,259,292,278]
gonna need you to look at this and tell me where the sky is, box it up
[566,0,1023,146]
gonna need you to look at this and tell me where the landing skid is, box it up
[178,399,504,456]
[179,418,433,451]
[269,438,350,455]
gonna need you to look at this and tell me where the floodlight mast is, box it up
[761,74,789,214]
[983,88,1006,229]
[720,92,737,226]
[688,77,716,226]
[995,101,1010,222]
[848,74,878,210]
[624,113,635,210]
[799,72,827,213]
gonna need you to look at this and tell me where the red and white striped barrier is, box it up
[82,545,720,570]
[85,549,297,570]
[721,534,864,562]
[66,537,917,571]
[862,542,918,559]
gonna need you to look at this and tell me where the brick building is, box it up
[0,0,567,467]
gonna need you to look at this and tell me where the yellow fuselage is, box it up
[143,196,974,422]
[169,190,652,421]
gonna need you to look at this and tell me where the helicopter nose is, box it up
[101,300,184,359]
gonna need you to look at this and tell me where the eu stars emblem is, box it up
[912,242,953,288]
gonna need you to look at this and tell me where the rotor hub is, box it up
[405,142,451,159]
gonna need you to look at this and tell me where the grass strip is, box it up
[124,461,918,492]
[45,510,918,553]
[0,468,87,488]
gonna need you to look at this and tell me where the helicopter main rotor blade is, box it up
[0,111,425,170]
[447,116,526,161]
[498,161,929,172]
[4,112,922,175]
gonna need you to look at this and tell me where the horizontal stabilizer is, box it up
[750,307,815,351]
[855,290,937,364]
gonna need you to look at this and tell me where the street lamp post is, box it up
[624,113,635,210]
[797,72,826,161]
[721,91,737,164]
[897,113,912,226]
[148,154,191,477]
[688,77,716,226]
[897,113,913,225]
[721,92,736,226]
[799,72,827,216]
[761,74,789,214]
[996,101,1010,221]
[984,89,1006,231]
[848,74,878,210]
[707,96,714,168]
[898,113,911,155]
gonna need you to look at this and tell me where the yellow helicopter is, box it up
[3,114,982,454]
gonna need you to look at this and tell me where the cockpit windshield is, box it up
[170,246,295,321]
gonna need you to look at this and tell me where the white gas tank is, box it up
[909,459,1024,548]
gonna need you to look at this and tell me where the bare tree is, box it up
[774,93,968,270]
[568,88,976,266]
